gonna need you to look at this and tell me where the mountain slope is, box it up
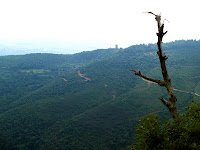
[0,40,200,149]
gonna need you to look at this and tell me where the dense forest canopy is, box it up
[0,40,199,149]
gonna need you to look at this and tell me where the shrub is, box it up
[132,99,200,150]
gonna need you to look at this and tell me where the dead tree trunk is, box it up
[131,13,178,119]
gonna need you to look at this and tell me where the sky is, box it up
[0,0,199,53]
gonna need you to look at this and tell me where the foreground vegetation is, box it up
[132,99,200,150]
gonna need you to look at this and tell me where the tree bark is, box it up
[131,14,178,119]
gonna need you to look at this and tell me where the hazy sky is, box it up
[0,0,199,52]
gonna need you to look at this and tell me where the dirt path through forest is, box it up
[78,70,91,81]
[141,78,200,97]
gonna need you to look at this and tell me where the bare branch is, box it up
[130,69,165,86]
[159,97,170,107]
[143,12,156,16]
[131,12,178,119]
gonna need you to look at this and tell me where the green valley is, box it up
[0,40,199,149]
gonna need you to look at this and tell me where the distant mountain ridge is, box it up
[0,40,199,149]
[0,39,119,55]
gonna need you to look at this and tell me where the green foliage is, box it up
[133,99,200,150]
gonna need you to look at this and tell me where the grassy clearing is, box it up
[20,69,51,74]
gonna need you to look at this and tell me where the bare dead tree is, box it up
[131,12,178,119]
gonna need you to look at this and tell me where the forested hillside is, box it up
[0,40,200,149]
